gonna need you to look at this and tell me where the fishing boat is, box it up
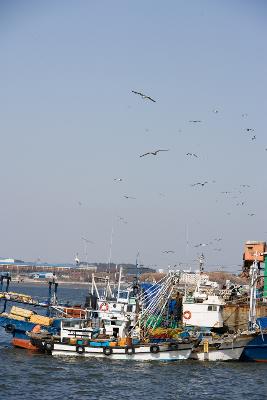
[240,259,267,361]
[190,331,256,361]
[0,273,64,349]
[240,321,267,362]
[31,315,194,361]
[32,271,196,361]
[51,340,193,361]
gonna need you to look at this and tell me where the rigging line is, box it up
[144,285,175,334]
[138,274,169,301]
[139,283,165,304]
[137,273,177,328]
[139,275,172,316]
[151,286,175,331]
[139,276,173,323]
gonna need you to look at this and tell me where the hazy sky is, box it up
[1,1,267,271]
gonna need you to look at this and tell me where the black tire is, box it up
[103,347,112,356]
[76,345,85,354]
[5,324,15,334]
[150,345,160,354]
[44,342,54,352]
[169,342,178,351]
[125,346,135,355]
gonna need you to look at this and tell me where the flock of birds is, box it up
[79,88,261,268]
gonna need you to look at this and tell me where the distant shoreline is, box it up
[10,280,92,288]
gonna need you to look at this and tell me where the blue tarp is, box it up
[257,317,267,330]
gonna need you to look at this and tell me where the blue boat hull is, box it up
[0,315,61,350]
[241,333,267,362]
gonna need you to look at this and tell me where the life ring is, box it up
[183,310,192,320]
[103,347,112,356]
[76,345,85,354]
[150,345,160,354]
[5,324,15,334]
[100,302,109,312]
[125,346,135,355]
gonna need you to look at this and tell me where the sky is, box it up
[1,0,267,271]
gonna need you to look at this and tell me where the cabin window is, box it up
[208,305,217,311]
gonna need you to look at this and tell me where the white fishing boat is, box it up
[33,271,196,361]
[51,340,193,361]
[190,332,256,361]
[181,272,258,361]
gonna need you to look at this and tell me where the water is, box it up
[1,284,266,400]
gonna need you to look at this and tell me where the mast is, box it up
[117,266,122,302]
[248,253,259,330]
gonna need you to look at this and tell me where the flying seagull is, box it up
[186,153,198,158]
[245,128,254,132]
[132,90,156,102]
[189,120,202,123]
[191,181,208,187]
[240,184,250,188]
[123,195,136,199]
[162,250,175,254]
[213,109,219,114]
[194,243,209,247]
[117,216,128,224]
[114,178,123,182]
[248,213,255,216]
[140,149,169,158]
[81,237,94,244]
[251,135,256,141]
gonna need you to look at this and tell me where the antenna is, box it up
[81,237,94,264]
[108,225,114,275]
[185,223,189,260]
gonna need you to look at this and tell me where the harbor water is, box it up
[0,284,266,400]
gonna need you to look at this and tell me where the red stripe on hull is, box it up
[12,338,39,351]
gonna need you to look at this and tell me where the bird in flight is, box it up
[186,153,198,158]
[123,195,136,199]
[191,181,208,187]
[194,243,209,247]
[221,191,232,194]
[162,250,175,254]
[213,109,219,114]
[214,237,222,241]
[236,202,245,206]
[248,213,255,216]
[140,149,169,158]
[114,178,123,182]
[240,184,250,188]
[242,113,248,118]
[81,237,94,244]
[245,128,254,132]
[189,120,202,123]
[117,216,128,224]
[131,90,156,102]
[251,135,256,141]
